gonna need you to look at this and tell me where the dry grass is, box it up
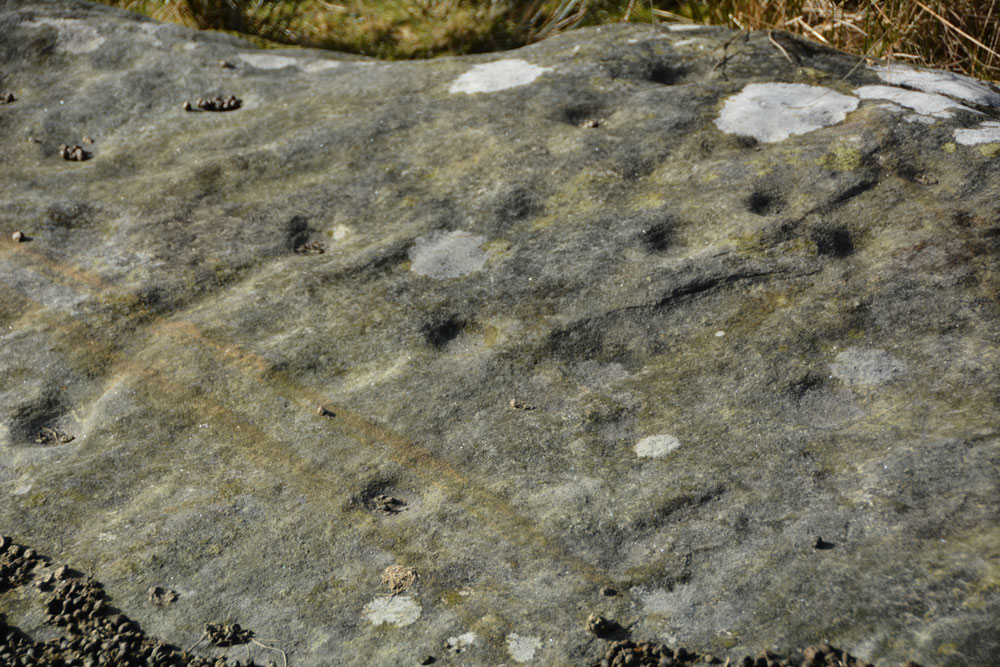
[659,1,1000,81]
[97,0,1000,80]
[381,564,417,595]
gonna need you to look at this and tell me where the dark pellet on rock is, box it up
[586,613,613,636]
[600,586,618,596]
[59,144,88,161]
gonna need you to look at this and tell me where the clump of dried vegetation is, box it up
[98,0,1000,79]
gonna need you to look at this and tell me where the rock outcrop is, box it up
[2,1,999,665]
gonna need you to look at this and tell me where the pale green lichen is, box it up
[819,144,862,171]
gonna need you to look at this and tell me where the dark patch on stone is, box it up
[547,318,608,363]
[824,177,878,210]
[811,224,854,258]
[286,214,310,251]
[813,536,836,550]
[422,314,465,349]
[785,372,827,400]
[491,186,538,226]
[45,201,94,229]
[746,189,784,216]
[639,219,675,253]
[563,104,604,126]
[648,61,686,86]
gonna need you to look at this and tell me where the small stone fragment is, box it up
[59,144,88,161]
[418,655,436,665]
[12,230,24,243]
[82,135,94,144]
[182,100,192,111]
[147,586,178,605]
[219,60,234,68]
[36,426,75,445]
[1,92,14,103]
[509,398,535,411]
[600,586,618,596]
[295,240,326,255]
[373,494,406,514]
[317,405,335,418]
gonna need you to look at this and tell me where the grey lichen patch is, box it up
[715,83,858,143]
[854,85,975,119]
[505,633,542,663]
[449,60,553,94]
[24,18,105,54]
[830,347,906,387]
[409,230,488,279]
[955,121,1000,145]
[870,64,1000,107]
[238,52,299,70]
[635,434,681,458]
[362,594,421,627]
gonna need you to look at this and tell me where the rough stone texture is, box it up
[2,1,1000,665]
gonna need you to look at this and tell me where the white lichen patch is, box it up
[362,594,421,627]
[302,60,343,73]
[715,83,858,143]
[506,633,542,663]
[239,53,299,70]
[445,632,478,652]
[871,65,1000,107]
[409,230,488,279]
[635,434,681,458]
[855,85,975,118]
[904,114,938,125]
[666,23,709,31]
[26,18,104,54]
[449,59,553,94]
[830,347,906,387]
[954,121,1000,145]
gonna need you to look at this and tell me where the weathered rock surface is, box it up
[2,1,1000,665]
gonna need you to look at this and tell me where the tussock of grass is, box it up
[99,0,1000,80]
